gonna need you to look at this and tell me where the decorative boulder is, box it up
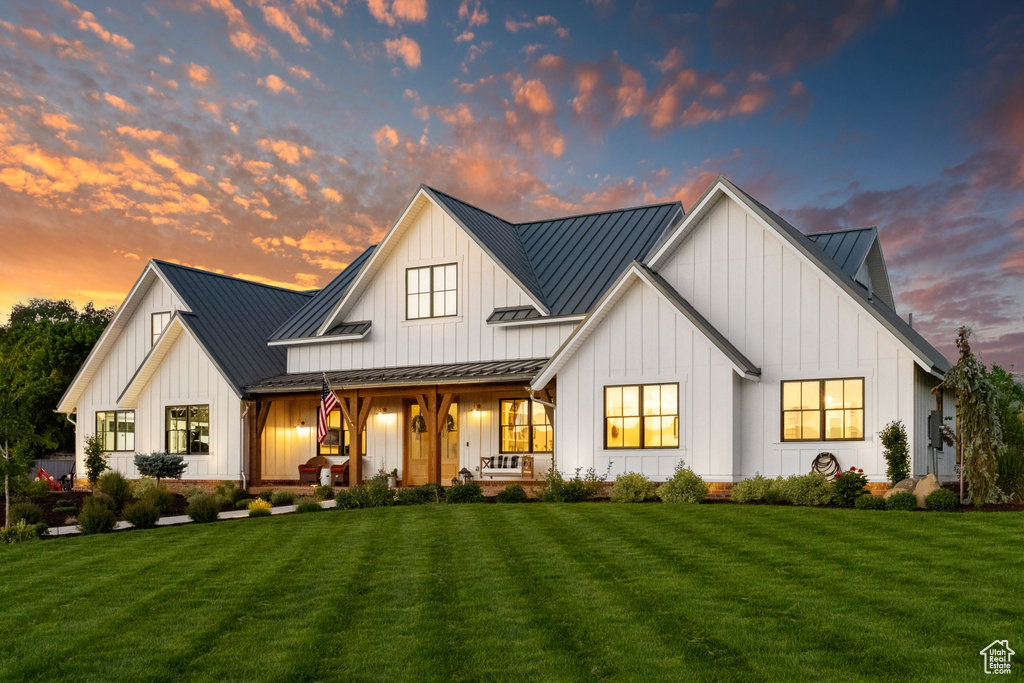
[913,474,940,509]
[883,477,919,500]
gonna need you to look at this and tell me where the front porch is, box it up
[243,360,555,488]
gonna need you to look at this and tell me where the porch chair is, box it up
[330,460,349,486]
[298,456,330,485]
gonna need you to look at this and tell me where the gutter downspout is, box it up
[240,402,250,491]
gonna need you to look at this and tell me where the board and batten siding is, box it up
[555,277,737,482]
[286,201,576,373]
[912,367,957,478]
[657,194,920,480]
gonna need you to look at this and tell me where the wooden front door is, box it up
[404,401,459,486]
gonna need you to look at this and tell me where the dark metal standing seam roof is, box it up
[268,245,376,341]
[154,261,317,393]
[806,227,877,278]
[246,358,547,393]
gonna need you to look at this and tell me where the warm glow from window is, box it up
[782,378,863,441]
[605,384,678,449]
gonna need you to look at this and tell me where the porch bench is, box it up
[479,455,534,480]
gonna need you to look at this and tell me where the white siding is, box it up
[912,368,958,479]
[658,194,922,481]
[555,278,733,482]
[286,201,577,373]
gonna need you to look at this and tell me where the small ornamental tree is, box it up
[879,420,910,484]
[939,327,1003,506]
[134,452,187,486]
[84,433,108,486]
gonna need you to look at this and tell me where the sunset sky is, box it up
[1,0,1022,367]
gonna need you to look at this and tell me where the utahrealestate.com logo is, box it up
[980,640,1014,675]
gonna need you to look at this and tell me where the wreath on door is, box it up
[446,414,456,432]
[411,414,427,434]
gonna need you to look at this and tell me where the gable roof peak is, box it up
[151,259,318,296]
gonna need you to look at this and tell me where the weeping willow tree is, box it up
[939,327,1003,505]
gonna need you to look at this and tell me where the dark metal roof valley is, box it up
[268,245,376,341]
[246,358,547,392]
[806,227,877,278]
[153,261,316,393]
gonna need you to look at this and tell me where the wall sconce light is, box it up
[294,419,306,429]
[378,407,388,415]
[472,403,482,413]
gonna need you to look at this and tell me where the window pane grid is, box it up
[499,399,552,453]
[95,411,135,452]
[405,264,457,319]
[604,383,679,450]
[781,378,864,441]
[166,404,210,455]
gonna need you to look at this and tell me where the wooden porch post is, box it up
[339,390,374,485]
[249,399,272,487]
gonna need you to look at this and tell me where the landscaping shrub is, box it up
[215,481,249,505]
[248,499,272,518]
[779,473,834,506]
[338,477,394,509]
[610,473,656,503]
[312,485,334,501]
[235,498,256,510]
[657,464,708,504]
[84,433,108,486]
[995,446,1024,503]
[764,477,790,505]
[832,468,869,507]
[131,477,159,500]
[186,494,222,523]
[880,420,911,484]
[537,466,607,503]
[255,490,275,502]
[855,495,888,510]
[294,498,323,514]
[91,492,116,510]
[33,522,49,539]
[0,520,40,544]
[886,491,918,511]
[925,488,960,512]
[133,452,187,485]
[445,481,484,504]
[334,489,357,509]
[496,484,529,504]
[271,491,296,506]
[52,500,77,514]
[97,471,132,510]
[10,502,43,525]
[141,488,174,515]
[22,478,52,499]
[731,475,772,503]
[123,500,160,529]
[182,485,205,503]
[77,497,117,534]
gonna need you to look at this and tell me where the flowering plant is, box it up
[832,468,870,507]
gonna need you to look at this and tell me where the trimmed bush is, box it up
[97,471,132,510]
[764,477,789,505]
[312,485,334,502]
[133,452,187,485]
[445,481,484,504]
[255,490,275,502]
[337,477,394,509]
[130,477,160,500]
[832,469,869,507]
[10,502,43,525]
[537,466,607,503]
[248,498,272,517]
[731,475,773,503]
[84,433,108,486]
[925,488,960,512]
[496,484,529,504]
[77,497,117,534]
[123,500,160,529]
[235,498,256,510]
[186,494,222,523]
[886,491,918,511]
[33,522,49,539]
[52,500,77,514]
[22,478,52,499]
[854,495,888,510]
[880,420,911,484]
[182,485,205,503]
[657,466,708,504]
[215,481,249,505]
[777,473,834,506]
[142,488,174,515]
[0,520,40,544]
[610,473,656,503]
[271,491,295,506]
[295,498,323,514]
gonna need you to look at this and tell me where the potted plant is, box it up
[387,468,398,488]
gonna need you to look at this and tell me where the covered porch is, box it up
[243,359,555,488]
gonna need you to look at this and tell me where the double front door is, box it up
[404,401,459,486]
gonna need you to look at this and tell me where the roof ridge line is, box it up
[422,185,516,227]
[152,259,319,295]
[514,200,683,227]
[806,225,878,236]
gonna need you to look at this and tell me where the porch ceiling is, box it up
[245,358,548,394]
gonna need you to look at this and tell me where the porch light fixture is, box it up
[472,403,481,413]
[378,407,387,415]
[458,467,474,483]
[294,419,306,429]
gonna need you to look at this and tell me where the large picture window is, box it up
[406,264,457,320]
[604,384,679,449]
[499,399,553,453]
[95,411,135,452]
[318,408,365,456]
[152,311,171,347]
[166,404,210,454]
[782,378,864,441]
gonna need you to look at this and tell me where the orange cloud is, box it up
[102,92,138,114]
[257,138,314,164]
[260,5,309,46]
[320,187,343,203]
[258,74,298,96]
[365,0,428,27]
[116,126,179,147]
[56,0,135,51]
[384,36,422,70]
[42,112,81,133]
[458,0,488,27]
[185,63,217,88]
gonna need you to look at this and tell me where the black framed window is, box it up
[95,411,135,452]
[318,408,365,456]
[152,311,171,347]
[604,384,679,449]
[406,264,457,319]
[166,404,210,454]
[499,399,552,453]
[781,378,864,441]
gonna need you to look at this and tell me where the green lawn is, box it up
[0,505,1020,682]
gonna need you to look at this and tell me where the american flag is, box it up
[318,377,339,444]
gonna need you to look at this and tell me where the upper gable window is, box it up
[152,311,171,347]
[406,264,457,320]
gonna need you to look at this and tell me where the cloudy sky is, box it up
[1,0,1022,367]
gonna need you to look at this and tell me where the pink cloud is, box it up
[384,36,422,70]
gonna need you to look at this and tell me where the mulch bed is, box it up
[2,490,191,528]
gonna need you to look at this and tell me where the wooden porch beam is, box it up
[357,395,374,433]
[338,395,356,431]
[437,392,454,434]
[349,390,363,485]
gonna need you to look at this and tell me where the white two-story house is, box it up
[57,176,956,491]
